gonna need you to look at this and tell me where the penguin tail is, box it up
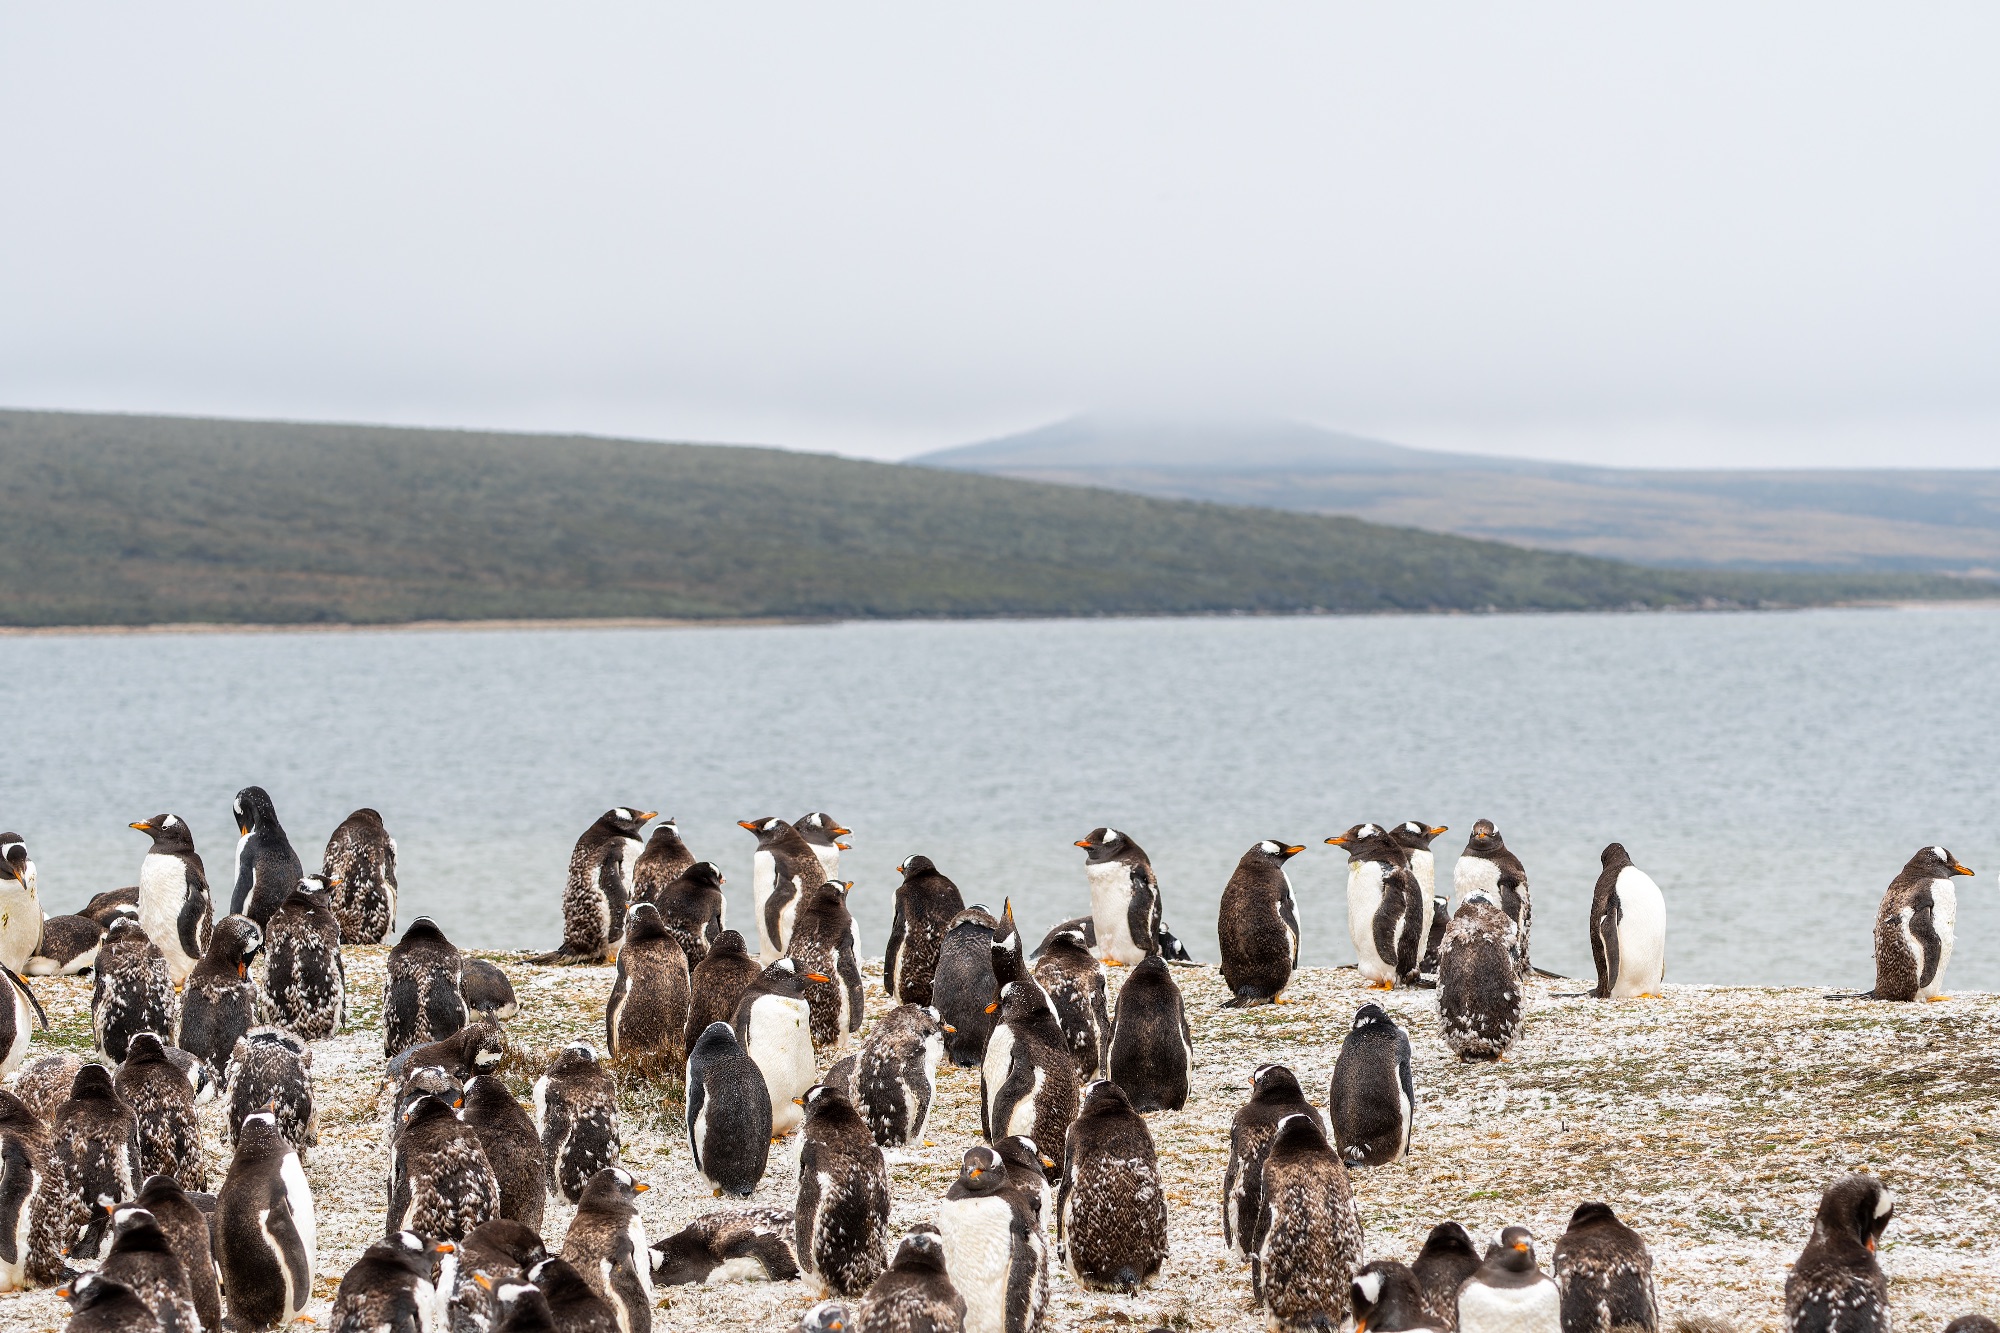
[1223,992,1270,1009]
[527,944,598,966]
[1530,966,1571,980]
[1114,1267,1140,1293]
[1823,988,1878,1001]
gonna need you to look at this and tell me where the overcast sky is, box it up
[3,5,1995,468]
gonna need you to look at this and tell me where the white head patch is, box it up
[1258,840,1281,855]
[1931,845,1949,863]
[1101,829,1122,845]
[1355,1271,1384,1304]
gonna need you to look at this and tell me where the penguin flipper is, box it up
[728,1230,800,1282]
[1823,989,1879,1001]
[883,905,907,1002]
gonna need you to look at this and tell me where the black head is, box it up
[460,1075,518,1119]
[528,1256,598,1303]
[1487,1225,1538,1272]
[458,1024,507,1075]
[995,1134,1055,1179]
[404,1092,462,1126]
[1271,1111,1330,1155]
[1815,1174,1894,1252]
[398,916,452,948]
[680,861,726,891]
[1350,1003,1400,1038]
[888,1230,948,1273]
[124,1031,173,1066]
[69,1062,118,1102]
[1126,953,1172,987]
[1074,827,1141,864]
[897,854,937,878]
[495,1281,558,1333]
[60,1273,147,1314]
[233,786,280,837]
[210,915,265,969]
[577,1166,649,1210]
[652,1227,718,1286]
[796,812,851,849]
[1419,1220,1480,1262]
[107,1207,174,1255]
[737,817,790,846]
[625,902,670,944]
[105,916,151,946]
[464,1217,549,1269]
[756,957,809,999]
[1464,820,1506,856]
[994,980,1051,1026]
[956,1145,1008,1195]
[596,808,656,838]
[806,880,852,915]
[797,1083,861,1128]
[642,821,687,853]
[1391,822,1449,852]
[130,813,196,854]
[1352,1259,1425,1330]
[690,1020,746,1067]
[1600,842,1633,871]
[1565,1201,1621,1233]
[1909,845,1975,879]
[0,836,29,883]
[367,1230,447,1278]
[0,1089,41,1130]
[1078,1077,1136,1119]
[1250,1063,1307,1103]
[705,929,750,962]
[290,874,337,911]
[1325,822,1398,861]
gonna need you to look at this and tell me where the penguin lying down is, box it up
[651,1208,800,1285]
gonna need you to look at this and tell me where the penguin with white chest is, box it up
[852,1003,945,1148]
[685,1021,772,1197]
[216,1111,316,1331]
[1453,820,1532,965]
[534,1043,621,1205]
[0,1089,50,1293]
[1218,839,1306,1006]
[1105,954,1192,1112]
[1589,844,1667,1000]
[1330,1001,1415,1166]
[561,1167,655,1333]
[885,855,966,1006]
[739,817,822,963]
[1437,891,1526,1062]
[321,806,399,943]
[0,835,41,975]
[982,981,1079,1156]
[793,1084,891,1300]
[0,965,44,1079]
[231,786,304,927]
[536,808,654,965]
[1073,828,1163,966]
[1864,846,1974,1002]
[733,959,818,1136]
[131,815,213,988]
[1328,823,1426,989]
[788,880,861,1051]
[1458,1227,1560,1333]
[25,913,107,977]
[796,812,851,879]
[1390,822,1449,974]
[938,1144,1047,1333]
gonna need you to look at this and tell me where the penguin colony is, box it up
[0,798,1986,1333]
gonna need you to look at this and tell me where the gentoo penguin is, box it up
[630,818,697,906]
[1943,1321,2000,1333]
[175,913,264,1075]
[1413,1222,1483,1332]
[330,1231,447,1333]
[130,815,213,988]
[82,886,143,926]
[684,929,763,1056]
[1331,1002,1415,1167]
[854,1231,966,1333]
[799,1301,853,1333]
[606,903,692,1066]
[1058,1079,1166,1292]
[1252,1112,1366,1333]
[793,1085,890,1299]
[788,880,860,1051]
[97,1206,203,1333]
[391,1092,499,1243]
[83,1175,220,1333]
[0,1089,51,1292]
[938,1145,1046,1333]
[462,958,521,1023]
[1420,894,1452,977]
[796,812,851,879]
[1223,1064,1323,1262]
[1553,1203,1657,1333]
[387,916,468,1057]
[461,1074,549,1234]
[1391,822,1449,970]
[1328,823,1426,989]
[1588,845,1667,1000]
[534,808,654,966]
[25,913,107,977]
[982,981,1079,1156]
[265,877,347,1039]
[851,1003,946,1148]
[992,1136,1055,1229]
[1218,840,1306,1006]
[216,1110,316,1330]
[1453,821,1532,965]
[561,1168,655,1333]
[59,1274,161,1333]
[1785,1175,1893,1333]
[13,1050,84,1120]
[534,1043,621,1205]
[0,964,43,1078]
[1355,1260,1444,1333]
[932,906,1000,1067]
[0,835,41,975]
[1105,954,1192,1112]
[224,1026,316,1154]
[1073,828,1163,966]
[1437,891,1526,1062]
[1458,1227,1560,1333]
[1862,846,1976,1002]
[116,1032,207,1191]
[386,1021,506,1088]
[1031,927,1110,1080]
[685,1021,772,1198]
[885,855,966,1006]
[739,816,821,963]
[651,1207,799,1285]
[733,959,818,1136]
[645,861,727,972]
[527,1256,621,1333]
[321,806,399,943]
[45,1064,142,1254]
[449,1218,549,1333]
[231,786,304,926]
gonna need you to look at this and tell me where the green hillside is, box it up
[0,408,1985,627]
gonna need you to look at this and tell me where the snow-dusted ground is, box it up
[6,950,1995,1332]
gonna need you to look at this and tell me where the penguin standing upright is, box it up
[231,787,304,927]
[527,1255,621,1333]
[739,817,821,963]
[1412,1223,1482,1332]
[92,918,176,1064]
[130,815,213,988]
[788,880,860,1051]
[321,807,399,944]
[1223,1064,1322,1262]
[1866,846,1975,1002]
[386,917,468,1057]
[1073,829,1163,966]
[1058,1080,1166,1292]
[534,1043,621,1205]
[1031,928,1111,1080]
[448,1218,548,1332]
[461,1073,548,1234]
[116,1032,207,1191]
[537,808,654,966]
[1785,1175,1893,1333]
[0,836,41,975]
[59,1273,161,1333]
[1105,954,1192,1113]
[1453,821,1532,965]
[1252,1113,1365,1333]
[793,1085,890,1299]
[391,1093,499,1243]
[265,877,346,1039]
[938,1145,1047,1333]
[796,813,850,877]
[852,1003,946,1148]
[562,1168,655,1333]
[216,1111,316,1331]
[647,862,727,972]
[650,1206,798,1286]
[885,855,966,1006]
[1218,840,1306,1006]
[329,1231,445,1333]
[685,930,763,1054]
[1390,822,1449,973]
[685,1021,772,1198]
[1330,1002,1415,1167]
[97,1206,202,1333]
[0,964,41,1079]
[1437,891,1526,1062]
[1553,1203,1657,1333]
[1353,1260,1444,1333]
[855,1232,966,1333]
[982,981,1079,1156]
[631,819,697,904]
[225,1026,317,1155]
[932,906,1000,1067]
[112,1174,221,1333]
[1589,844,1667,1000]
[1327,824,1425,989]
[732,960,817,1136]
[0,1089,52,1291]
[176,913,265,1075]
[1458,1227,1560,1333]
[605,903,692,1066]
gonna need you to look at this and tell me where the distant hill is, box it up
[0,408,1985,628]
[915,415,2000,576]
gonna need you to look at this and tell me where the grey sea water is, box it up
[0,607,1993,989]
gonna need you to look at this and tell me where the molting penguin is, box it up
[1058,1079,1166,1293]
[386,916,468,1058]
[0,964,42,1079]
[794,1084,890,1299]
[795,812,851,880]
[886,855,965,1007]
[107,1174,221,1333]
[855,1231,966,1333]
[82,886,143,926]
[176,913,264,1076]
[1589,845,1667,1000]
[45,1065,142,1256]
[605,902,692,1067]
[97,1206,203,1333]
[798,1300,854,1333]
[561,1167,655,1333]
[630,818,696,906]
[225,1026,316,1154]
[329,1231,447,1333]
[1354,1259,1445,1333]
[0,835,41,975]
[1330,1002,1415,1167]
[1453,821,1532,965]
[534,1043,621,1205]
[448,1218,549,1332]
[932,906,1000,1067]
[1391,822,1449,973]
[25,913,107,977]
[852,1003,946,1148]
[0,1089,51,1292]
[1553,1202,1657,1333]
[1218,840,1306,1007]
[59,1273,160,1333]
[788,880,861,1051]
[1785,1175,1892,1333]
[462,958,521,1024]
[650,1207,798,1286]
[527,1256,620,1333]
[130,815,213,988]
[685,929,763,1054]
[1458,1227,1560,1333]
[645,861,727,973]
[461,1073,549,1234]
[1252,1112,1365,1333]
[536,808,654,966]
[1223,1063,1322,1263]
[739,817,821,963]
[685,1021,772,1198]
[733,959,818,1136]
[1105,954,1192,1113]
[1031,928,1110,1080]
[116,1032,207,1191]
[981,981,1079,1156]
[1413,1222,1482,1332]
[321,806,399,944]
[92,918,176,1063]
[1073,829,1163,966]
[216,1110,316,1331]
[391,1092,499,1244]
[938,1145,1047,1333]
[1864,846,1975,1002]
[231,786,304,927]
[1437,891,1526,1062]
[1328,823,1425,989]
[265,877,347,1039]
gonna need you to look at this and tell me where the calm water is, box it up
[0,608,1993,989]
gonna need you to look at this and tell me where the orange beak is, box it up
[436,1242,456,1254]
[1952,862,1975,876]
[634,1182,650,1192]
[805,972,832,984]
[942,1023,957,1034]
[969,1167,982,1178]
[473,1273,492,1290]
[832,826,851,837]
[1428,825,1449,837]
[1326,836,1351,846]
[1284,845,1305,856]
[792,1096,806,1106]
[738,820,759,831]
[1074,839,1093,849]
[1513,1242,1529,1253]
[638,811,659,822]
[984,1001,999,1014]
[130,821,153,832]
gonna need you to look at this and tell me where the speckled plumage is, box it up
[794,1086,890,1299]
[265,880,347,1039]
[884,855,965,1008]
[787,880,859,1052]
[1454,821,1532,966]
[684,930,763,1056]
[534,1043,620,1205]
[1223,1064,1322,1262]
[386,917,468,1058]
[0,1089,54,1290]
[92,918,177,1064]
[60,1273,161,1333]
[321,807,399,944]
[854,1232,965,1333]
[98,1206,203,1333]
[606,903,691,1065]
[1437,892,1526,1061]
[116,1033,206,1192]
[392,1094,498,1244]
[631,821,697,907]
[330,1230,445,1333]
[1353,1258,1442,1333]
[1058,1080,1165,1293]
[1252,1113,1365,1332]
[1553,1203,1657,1333]
[562,1167,655,1333]
[447,1218,548,1333]
[1031,929,1110,1081]
[1414,1222,1482,1330]
[176,913,265,1075]
[536,808,653,966]
[651,1207,798,1286]
[1784,1176,1892,1333]
[36,1066,141,1260]
[853,1003,945,1148]
[461,1074,548,1235]
[225,1026,317,1156]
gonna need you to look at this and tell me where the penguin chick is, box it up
[176,913,265,1077]
[854,1231,966,1333]
[116,1032,207,1192]
[644,860,727,974]
[99,1205,203,1333]
[885,855,966,1007]
[387,1019,507,1085]
[329,1230,449,1333]
[685,1021,772,1199]
[60,1273,161,1333]
[981,981,1079,1158]
[1413,1222,1482,1332]
[265,878,347,1039]
[630,819,696,908]
[605,903,692,1067]
[1330,1002,1415,1167]
[932,907,1000,1068]
[448,1217,548,1333]
[527,1256,621,1333]
[684,930,763,1056]
[1217,840,1306,1007]
[387,917,468,1058]
[535,808,655,966]
[90,1174,221,1333]
[43,1065,142,1260]
[1354,1259,1445,1333]
[1866,846,1975,1002]
[92,918,176,1064]
[1104,954,1192,1113]
[25,913,106,977]
[534,1043,620,1205]
[1784,1176,1892,1333]
[853,1003,946,1148]
[1252,1112,1365,1333]
[1437,892,1526,1062]
[391,1093,499,1244]
[320,806,399,943]
[794,1085,890,1299]
[230,786,304,927]
[462,958,521,1024]
[1058,1080,1165,1293]
[225,1026,316,1155]
[1030,928,1110,1080]
[651,1208,798,1286]
[1223,1064,1322,1263]
[1553,1202,1657,1333]
[461,1074,549,1235]
[561,1167,655,1333]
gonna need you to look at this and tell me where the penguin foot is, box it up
[1926,994,1953,1002]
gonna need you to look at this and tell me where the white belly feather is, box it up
[1610,866,1667,997]
[1347,862,1394,983]
[748,997,815,1133]
[1451,855,1500,918]
[1459,1277,1561,1333]
[939,1193,1018,1333]
[1086,862,1145,964]
[1921,877,1957,998]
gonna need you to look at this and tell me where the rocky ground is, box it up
[4,949,1995,1333]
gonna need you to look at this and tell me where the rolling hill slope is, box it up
[0,408,1984,627]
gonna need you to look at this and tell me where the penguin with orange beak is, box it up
[1218,840,1307,1007]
